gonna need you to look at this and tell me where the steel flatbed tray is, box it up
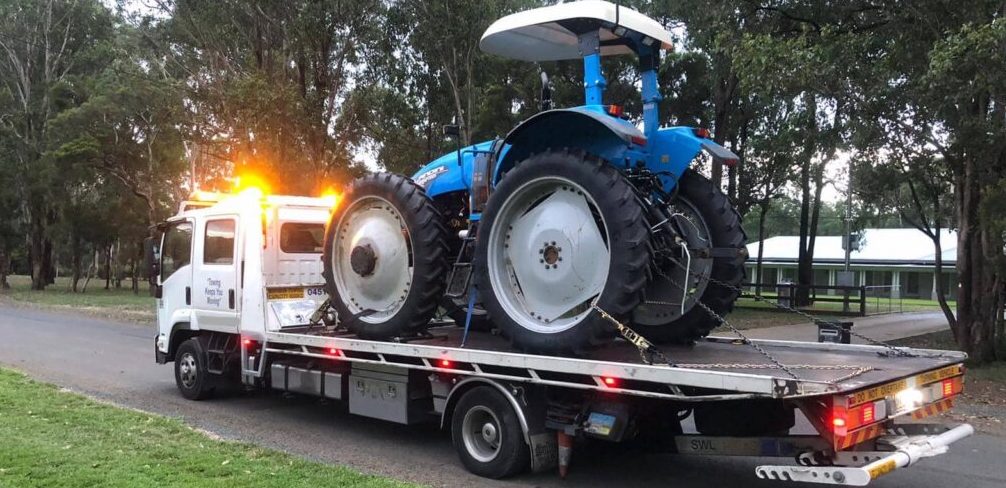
[261,324,966,402]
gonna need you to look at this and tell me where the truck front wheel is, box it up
[451,386,530,478]
[174,338,214,400]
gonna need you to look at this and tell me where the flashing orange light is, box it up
[233,173,270,198]
[319,189,340,209]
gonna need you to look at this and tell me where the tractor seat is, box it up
[480,0,673,62]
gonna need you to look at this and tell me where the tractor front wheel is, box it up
[474,150,651,354]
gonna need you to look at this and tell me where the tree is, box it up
[0,0,116,289]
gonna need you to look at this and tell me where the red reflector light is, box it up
[607,104,624,117]
[328,348,339,356]
[693,127,711,139]
[602,376,618,387]
[942,379,954,397]
[242,338,252,347]
[439,359,452,368]
[630,136,647,146]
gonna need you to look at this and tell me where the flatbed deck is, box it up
[262,324,966,401]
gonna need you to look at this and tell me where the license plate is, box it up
[267,286,326,300]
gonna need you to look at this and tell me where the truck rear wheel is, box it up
[322,173,449,339]
[451,386,530,478]
[474,150,651,354]
[174,338,214,400]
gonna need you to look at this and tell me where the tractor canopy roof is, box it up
[480,1,673,62]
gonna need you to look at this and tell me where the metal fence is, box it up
[740,283,907,316]
[741,282,868,316]
[863,285,904,314]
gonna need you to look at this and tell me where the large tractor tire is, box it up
[473,150,651,354]
[322,173,449,339]
[630,171,747,343]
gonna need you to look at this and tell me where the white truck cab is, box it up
[153,189,335,364]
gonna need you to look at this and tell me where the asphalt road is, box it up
[1,305,1004,488]
[745,311,952,342]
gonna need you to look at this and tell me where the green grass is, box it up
[0,368,412,488]
[736,295,956,315]
[0,275,153,321]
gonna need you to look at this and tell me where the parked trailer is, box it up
[151,190,972,485]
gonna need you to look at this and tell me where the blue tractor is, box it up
[322,1,747,354]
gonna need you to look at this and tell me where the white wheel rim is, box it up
[487,176,610,334]
[331,195,413,322]
[634,196,714,325]
[462,405,502,463]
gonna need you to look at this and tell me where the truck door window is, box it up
[161,222,192,279]
[204,219,236,265]
[280,223,324,253]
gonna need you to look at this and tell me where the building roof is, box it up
[746,228,957,267]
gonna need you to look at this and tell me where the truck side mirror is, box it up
[144,236,160,287]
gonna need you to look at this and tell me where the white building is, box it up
[745,228,957,300]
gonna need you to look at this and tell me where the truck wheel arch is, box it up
[167,322,198,362]
[441,377,531,447]
[494,108,642,181]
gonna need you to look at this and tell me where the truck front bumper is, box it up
[755,423,974,485]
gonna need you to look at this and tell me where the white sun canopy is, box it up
[480,1,674,62]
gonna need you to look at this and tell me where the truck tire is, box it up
[631,171,747,343]
[322,173,449,339]
[474,150,651,354]
[174,338,214,400]
[451,386,530,478]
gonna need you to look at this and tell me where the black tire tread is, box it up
[322,173,449,338]
[633,171,747,343]
[474,149,651,355]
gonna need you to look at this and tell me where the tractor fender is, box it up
[493,107,643,182]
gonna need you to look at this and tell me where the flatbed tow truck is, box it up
[152,190,973,485]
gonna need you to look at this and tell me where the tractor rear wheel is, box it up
[474,150,651,354]
[322,173,449,338]
[631,171,747,343]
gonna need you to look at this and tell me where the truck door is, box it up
[192,216,241,333]
[157,220,193,331]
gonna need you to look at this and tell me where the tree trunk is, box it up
[28,213,46,290]
[755,202,769,296]
[71,235,82,293]
[930,225,957,332]
[953,156,999,362]
[104,242,112,290]
[795,94,818,306]
[0,248,9,290]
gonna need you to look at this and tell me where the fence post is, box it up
[859,286,866,316]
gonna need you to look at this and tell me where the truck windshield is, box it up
[280,223,324,254]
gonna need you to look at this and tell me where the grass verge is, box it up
[0,275,154,323]
[0,368,412,487]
